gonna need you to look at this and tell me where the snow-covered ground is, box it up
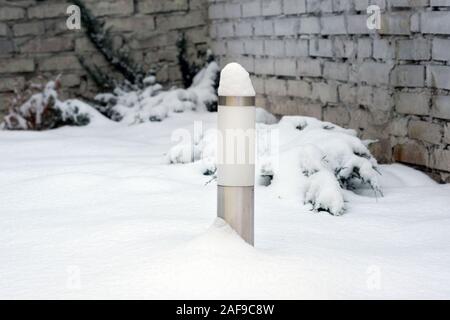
[1,110,450,299]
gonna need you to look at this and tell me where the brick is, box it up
[227,40,245,55]
[275,58,297,76]
[432,39,450,61]
[397,39,430,60]
[60,74,81,88]
[0,7,25,21]
[357,38,372,59]
[357,86,373,106]
[287,80,311,97]
[265,39,285,56]
[372,88,392,112]
[224,3,241,18]
[20,37,74,53]
[410,13,420,32]
[309,38,333,57]
[391,0,429,6]
[255,58,275,74]
[0,58,34,73]
[355,0,386,12]
[39,56,82,71]
[269,96,322,118]
[12,21,45,37]
[338,84,357,104]
[216,22,234,38]
[427,65,450,90]
[324,62,349,81]
[324,105,350,125]
[239,56,255,73]
[395,92,430,115]
[190,0,204,10]
[393,140,429,166]
[251,76,264,93]
[208,3,223,19]
[255,94,268,109]
[89,0,134,16]
[347,15,371,34]
[389,117,408,137]
[431,0,450,5]
[274,18,299,35]
[333,0,353,11]
[307,0,333,12]
[262,0,283,16]
[432,149,450,172]
[348,107,371,131]
[421,12,450,34]
[0,40,14,54]
[285,39,309,57]
[211,41,226,55]
[105,17,155,32]
[298,58,321,77]
[244,39,264,55]
[321,15,346,35]
[264,78,287,96]
[358,62,391,85]
[75,37,97,52]
[299,17,320,34]
[409,120,442,144]
[0,23,8,36]
[235,21,253,36]
[254,20,274,36]
[311,82,338,103]
[433,96,450,120]
[159,10,205,30]
[209,24,217,39]
[333,38,356,58]
[0,77,25,92]
[380,13,410,35]
[392,65,425,87]
[284,0,307,14]
[242,1,261,17]
[372,87,393,115]
[431,0,450,4]
[444,123,450,144]
[28,3,67,19]
[138,0,186,13]
[373,39,395,59]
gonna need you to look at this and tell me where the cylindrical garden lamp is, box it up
[217,63,256,246]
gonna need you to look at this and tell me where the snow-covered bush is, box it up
[95,61,219,125]
[1,61,219,131]
[1,77,95,130]
[168,113,381,215]
[275,116,381,215]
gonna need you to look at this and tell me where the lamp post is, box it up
[217,63,256,246]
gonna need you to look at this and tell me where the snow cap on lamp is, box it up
[218,62,255,97]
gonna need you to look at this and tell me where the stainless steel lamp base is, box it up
[217,186,254,245]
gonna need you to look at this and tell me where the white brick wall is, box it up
[208,0,450,178]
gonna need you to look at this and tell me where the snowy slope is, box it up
[1,111,449,299]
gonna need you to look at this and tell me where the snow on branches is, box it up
[95,61,219,124]
[168,114,382,215]
[0,77,99,130]
[276,116,382,215]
